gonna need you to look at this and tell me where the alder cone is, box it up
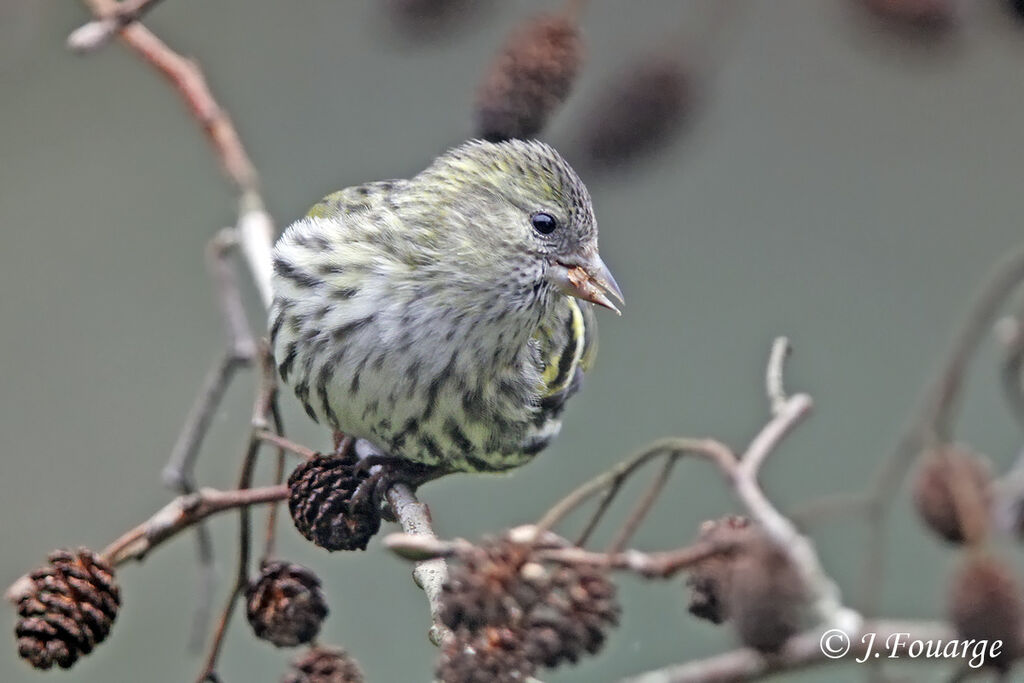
[14,548,120,670]
[475,13,583,142]
[949,552,1023,672]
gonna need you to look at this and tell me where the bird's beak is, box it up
[549,252,624,315]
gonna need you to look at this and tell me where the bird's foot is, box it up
[349,455,442,522]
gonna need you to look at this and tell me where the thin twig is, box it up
[262,400,288,563]
[385,532,738,580]
[79,0,258,193]
[207,228,259,360]
[162,230,256,490]
[194,437,261,683]
[162,354,248,491]
[76,0,275,308]
[195,349,276,683]
[732,394,856,629]
[537,539,738,579]
[99,485,287,567]
[738,392,812,480]
[386,482,450,646]
[4,484,288,606]
[996,313,1024,434]
[605,454,678,554]
[574,477,626,547]
[765,336,792,415]
[533,438,737,538]
[161,228,257,650]
[67,0,167,52]
[859,245,1024,617]
[256,429,318,460]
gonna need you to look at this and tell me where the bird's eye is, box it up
[531,212,558,235]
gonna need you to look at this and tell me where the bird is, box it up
[269,139,621,475]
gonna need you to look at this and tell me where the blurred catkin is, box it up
[475,13,583,142]
[580,54,693,169]
[384,0,487,39]
[912,446,993,545]
[685,516,753,624]
[948,551,1023,672]
[858,0,959,32]
[282,645,365,683]
[728,536,807,652]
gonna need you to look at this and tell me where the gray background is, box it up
[2,1,1024,681]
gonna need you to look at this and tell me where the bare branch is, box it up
[256,429,319,460]
[537,540,738,579]
[765,336,792,415]
[195,348,277,682]
[618,620,954,683]
[76,0,275,308]
[605,454,677,554]
[732,394,857,630]
[386,483,451,645]
[67,0,167,52]
[738,392,811,480]
[385,532,737,580]
[98,486,286,571]
[533,437,737,539]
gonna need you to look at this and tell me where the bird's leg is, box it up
[332,431,355,458]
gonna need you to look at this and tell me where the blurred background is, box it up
[3,0,1024,681]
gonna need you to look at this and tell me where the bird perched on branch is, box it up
[270,139,621,474]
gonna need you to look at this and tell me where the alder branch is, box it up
[67,0,167,52]
[532,338,859,632]
[386,483,451,645]
[859,245,1024,616]
[385,531,738,580]
[618,620,956,683]
[75,0,274,308]
[4,485,288,605]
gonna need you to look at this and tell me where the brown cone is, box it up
[246,561,329,648]
[685,516,753,624]
[859,0,958,30]
[581,54,693,168]
[949,551,1023,672]
[475,13,583,142]
[14,548,120,670]
[282,645,365,683]
[912,446,993,545]
[438,532,619,676]
[437,626,535,683]
[728,536,807,653]
[288,455,381,552]
[520,561,620,668]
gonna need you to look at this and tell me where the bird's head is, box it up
[411,139,623,315]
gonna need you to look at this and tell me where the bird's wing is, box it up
[534,297,597,412]
[306,180,404,220]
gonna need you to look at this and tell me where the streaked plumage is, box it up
[269,139,618,473]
